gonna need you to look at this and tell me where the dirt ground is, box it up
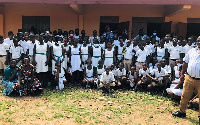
[0,88,199,125]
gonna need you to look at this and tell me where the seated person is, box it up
[94,59,105,89]
[135,63,150,91]
[18,58,42,96]
[166,65,183,100]
[99,66,115,93]
[53,62,66,90]
[2,59,19,96]
[127,66,137,89]
[82,59,95,88]
[115,62,126,88]
[146,62,170,92]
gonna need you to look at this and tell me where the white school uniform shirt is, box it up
[164,41,173,49]
[4,38,13,50]
[149,43,155,53]
[139,68,150,77]
[74,35,79,39]
[86,66,93,78]
[100,71,115,83]
[163,65,171,74]
[168,45,181,59]
[183,48,200,78]
[115,68,126,77]
[149,64,157,71]
[144,45,152,55]
[117,45,124,60]
[150,68,167,81]
[19,40,28,54]
[184,44,193,54]
[89,36,100,44]
[179,46,185,54]
[123,46,134,60]
[135,49,148,62]
[156,47,165,61]
[27,41,35,56]
[133,45,139,52]
[114,40,120,46]
[9,45,24,59]
[0,42,9,55]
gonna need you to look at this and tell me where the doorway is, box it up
[22,16,50,34]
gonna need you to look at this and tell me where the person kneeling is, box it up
[146,62,169,93]
[99,66,115,93]
[82,59,95,89]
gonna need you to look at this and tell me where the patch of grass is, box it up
[54,113,64,118]
[75,116,83,123]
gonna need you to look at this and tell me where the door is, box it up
[22,16,50,34]
[117,21,129,39]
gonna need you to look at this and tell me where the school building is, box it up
[0,0,200,39]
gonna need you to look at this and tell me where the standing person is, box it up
[33,35,50,87]
[69,39,82,84]
[2,59,19,96]
[0,35,9,76]
[172,36,200,119]
[27,34,35,63]
[63,37,70,70]
[104,41,115,67]
[94,59,105,88]
[156,39,167,62]
[9,37,24,66]
[116,38,124,65]
[4,31,14,50]
[168,38,181,65]
[81,38,90,69]
[89,30,100,44]
[122,40,135,72]
[51,36,65,76]
[135,43,149,71]
[91,39,103,67]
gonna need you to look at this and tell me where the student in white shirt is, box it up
[4,31,14,50]
[19,32,29,56]
[135,63,150,91]
[92,39,103,67]
[99,66,115,93]
[123,40,135,72]
[116,38,124,64]
[168,39,181,65]
[115,62,126,88]
[0,35,9,76]
[9,37,24,66]
[135,43,148,71]
[104,41,115,67]
[156,39,167,62]
[127,66,137,89]
[82,59,95,88]
[89,30,100,45]
[27,34,35,63]
[146,62,170,92]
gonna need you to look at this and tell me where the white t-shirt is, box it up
[123,46,134,60]
[100,71,115,83]
[10,46,24,59]
[0,42,9,55]
[136,49,148,62]
[19,40,28,54]
[115,68,126,77]
[168,45,181,59]
[28,41,35,56]
[4,38,13,49]
[139,68,150,77]
[150,68,167,81]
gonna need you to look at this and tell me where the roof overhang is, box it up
[0,0,200,5]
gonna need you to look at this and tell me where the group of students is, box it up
[0,29,198,107]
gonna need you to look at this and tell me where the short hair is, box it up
[8,31,13,36]
[0,35,3,39]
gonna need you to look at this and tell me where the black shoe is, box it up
[172,111,186,118]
